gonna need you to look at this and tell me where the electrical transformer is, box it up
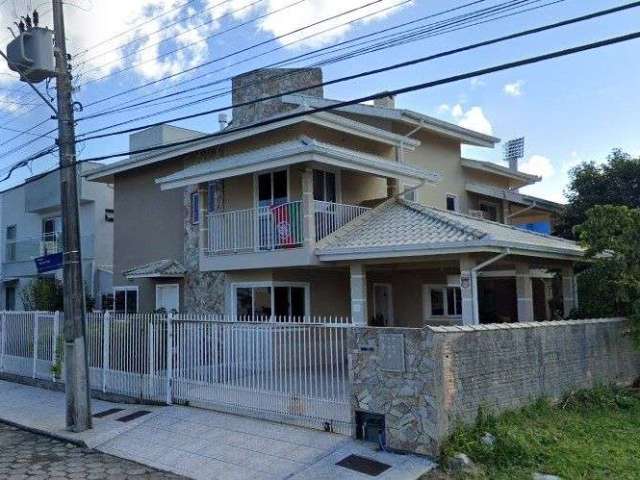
[6,27,55,83]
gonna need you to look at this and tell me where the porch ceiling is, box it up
[315,198,584,262]
[156,136,440,190]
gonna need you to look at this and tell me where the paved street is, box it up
[0,422,185,480]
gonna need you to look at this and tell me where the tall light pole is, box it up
[52,0,92,432]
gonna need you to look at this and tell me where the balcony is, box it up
[4,233,95,264]
[202,200,369,270]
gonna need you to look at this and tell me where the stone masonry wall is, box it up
[350,318,640,455]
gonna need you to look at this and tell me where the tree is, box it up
[576,205,640,342]
[557,149,640,238]
[20,277,95,312]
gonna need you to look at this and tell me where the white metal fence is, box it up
[0,311,353,434]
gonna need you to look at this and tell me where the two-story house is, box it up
[86,68,582,325]
[0,164,114,310]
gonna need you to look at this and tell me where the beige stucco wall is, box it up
[112,161,186,313]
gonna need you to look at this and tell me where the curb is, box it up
[0,417,89,448]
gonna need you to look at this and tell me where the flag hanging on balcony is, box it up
[271,203,293,246]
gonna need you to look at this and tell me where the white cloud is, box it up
[519,154,555,178]
[437,104,450,114]
[451,103,464,119]
[504,80,524,97]
[470,77,486,88]
[457,106,493,136]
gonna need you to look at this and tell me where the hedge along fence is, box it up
[350,318,640,455]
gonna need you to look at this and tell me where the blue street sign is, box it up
[35,252,63,273]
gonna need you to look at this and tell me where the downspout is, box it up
[471,249,511,323]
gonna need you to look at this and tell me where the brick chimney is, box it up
[231,68,324,126]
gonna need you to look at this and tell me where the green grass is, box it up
[439,385,640,480]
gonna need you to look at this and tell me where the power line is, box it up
[78,0,558,125]
[76,2,639,142]
[5,28,638,187]
[80,0,402,108]
[65,30,640,165]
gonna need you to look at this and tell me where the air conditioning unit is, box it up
[469,209,485,219]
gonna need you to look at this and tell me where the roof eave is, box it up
[461,158,540,185]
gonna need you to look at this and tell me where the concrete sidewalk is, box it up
[0,380,434,480]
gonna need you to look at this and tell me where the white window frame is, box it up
[423,284,462,321]
[155,283,180,313]
[231,281,310,320]
[313,167,342,203]
[402,183,419,202]
[372,283,394,326]
[445,193,459,212]
[478,200,500,222]
[254,168,290,207]
[113,286,139,314]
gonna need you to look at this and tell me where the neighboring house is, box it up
[0,164,114,310]
[86,67,580,325]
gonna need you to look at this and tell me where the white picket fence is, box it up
[0,311,353,434]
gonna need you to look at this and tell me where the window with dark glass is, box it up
[430,289,444,316]
[191,192,199,224]
[446,195,457,212]
[114,288,138,314]
[5,225,16,262]
[480,202,499,222]
[313,170,337,202]
[446,287,462,316]
[258,170,288,207]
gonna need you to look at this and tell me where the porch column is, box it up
[561,266,576,318]
[502,199,510,225]
[459,255,476,325]
[302,168,316,247]
[387,178,400,198]
[515,262,534,322]
[350,263,368,326]
[198,185,208,254]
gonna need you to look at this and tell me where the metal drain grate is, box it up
[93,408,124,418]
[336,454,391,476]
[116,410,151,423]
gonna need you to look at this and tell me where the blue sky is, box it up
[0,0,638,202]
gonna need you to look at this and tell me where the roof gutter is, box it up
[471,249,511,323]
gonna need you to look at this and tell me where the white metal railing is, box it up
[0,311,353,434]
[314,200,370,241]
[208,201,304,255]
[4,233,94,263]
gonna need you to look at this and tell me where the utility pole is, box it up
[52,0,92,432]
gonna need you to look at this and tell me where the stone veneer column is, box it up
[350,263,368,326]
[198,185,208,255]
[459,255,476,325]
[515,262,534,322]
[302,168,316,248]
[562,265,576,317]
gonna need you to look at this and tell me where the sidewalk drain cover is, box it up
[116,410,151,422]
[336,455,391,476]
[93,408,124,418]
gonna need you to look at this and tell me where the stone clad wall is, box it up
[350,318,640,455]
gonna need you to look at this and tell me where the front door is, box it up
[373,283,393,326]
[156,284,179,314]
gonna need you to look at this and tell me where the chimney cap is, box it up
[373,93,396,109]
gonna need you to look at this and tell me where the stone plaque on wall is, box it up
[378,333,405,372]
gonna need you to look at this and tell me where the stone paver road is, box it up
[0,422,186,480]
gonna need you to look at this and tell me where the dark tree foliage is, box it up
[557,149,640,239]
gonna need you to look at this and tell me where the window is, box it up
[190,192,200,224]
[446,194,458,212]
[156,284,180,314]
[114,287,138,314]
[479,202,499,222]
[5,286,15,311]
[207,181,219,213]
[425,285,462,318]
[257,170,288,207]
[5,225,16,262]
[233,283,309,320]
[403,184,418,202]
[313,170,337,203]
[42,217,61,241]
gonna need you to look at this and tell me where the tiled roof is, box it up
[316,199,583,259]
[123,259,187,279]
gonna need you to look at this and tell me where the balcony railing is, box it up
[314,200,370,241]
[206,200,370,256]
[4,233,94,263]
